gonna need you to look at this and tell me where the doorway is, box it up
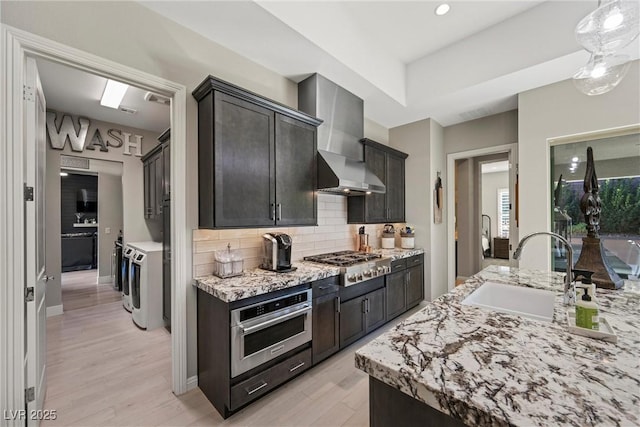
[1,25,189,416]
[447,144,518,289]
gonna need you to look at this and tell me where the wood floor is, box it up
[60,270,123,311]
[44,271,424,426]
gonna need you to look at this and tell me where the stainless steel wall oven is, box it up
[230,289,312,378]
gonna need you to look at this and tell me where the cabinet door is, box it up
[275,114,317,226]
[154,153,163,216]
[385,270,406,321]
[163,143,170,201]
[148,157,157,219]
[386,154,405,222]
[214,92,275,227]
[143,162,151,219]
[406,264,424,309]
[365,287,386,332]
[364,145,387,223]
[339,296,366,349]
[312,292,339,364]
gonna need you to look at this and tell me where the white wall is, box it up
[97,173,123,282]
[482,171,509,243]
[518,60,640,271]
[364,118,390,145]
[429,121,447,298]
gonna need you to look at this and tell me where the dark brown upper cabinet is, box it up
[193,76,322,229]
[142,130,169,221]
[348,138,408,224]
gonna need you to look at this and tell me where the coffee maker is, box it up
[260,232,296,272]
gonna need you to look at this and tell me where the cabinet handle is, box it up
[277,204,282,221]
[362,299,366,314]
[336,296,340,313]
[367,298,370,313]
[289,361,306,373]
[270,203,275,220]
[318,285,330,290]
[246,381,268,395]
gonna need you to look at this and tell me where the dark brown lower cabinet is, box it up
[369,377,466,427]
[339,278,386,349]
[386,254,425,321]
[312,277,340,364]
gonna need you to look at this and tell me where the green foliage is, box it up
[561,177,640,235]
[571,222,587,235]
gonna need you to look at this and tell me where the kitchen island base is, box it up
[369,378,465,427]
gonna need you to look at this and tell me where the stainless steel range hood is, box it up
[299,74,385,195]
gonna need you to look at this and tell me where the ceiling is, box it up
[481,161,510,174]
[36,58,170,133]
[139,0,640,128]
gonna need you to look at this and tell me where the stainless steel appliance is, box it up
[304,251,392,286]
[129,242,163,330]
[260,233,295,272]
[230,289,312,377]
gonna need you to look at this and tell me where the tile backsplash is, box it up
[192,193,405,277]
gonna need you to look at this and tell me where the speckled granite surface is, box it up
[194,262,340,302]
[355,265,640,427]
[372,247,424,260]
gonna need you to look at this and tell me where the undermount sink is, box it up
[461,281,556,323]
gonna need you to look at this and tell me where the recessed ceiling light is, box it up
[435,3,450,16]
[571,156,579,162]
[100,79,129,109]
[571,162,578,168]
[60,172,68,177]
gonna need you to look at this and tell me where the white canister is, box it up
[381,232,395,249]
[400,233,415,249]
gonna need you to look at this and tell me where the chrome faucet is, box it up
[513,231,575,305]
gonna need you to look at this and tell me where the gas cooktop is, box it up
[303,250,381,267]
[304,251,391,286]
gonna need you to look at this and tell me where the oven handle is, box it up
[240,305,311,335]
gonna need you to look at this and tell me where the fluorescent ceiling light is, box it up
[435,3,450,16]
[60,172,68,177]
[100,79,129,109]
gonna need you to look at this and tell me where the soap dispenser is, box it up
[575,270,599,330]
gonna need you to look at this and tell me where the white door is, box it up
[24,56,48,423]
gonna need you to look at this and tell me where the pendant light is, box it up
[575,0,639,53]
[573,53,632,95]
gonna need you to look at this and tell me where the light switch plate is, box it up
[105,227,111,234]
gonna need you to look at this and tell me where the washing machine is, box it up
[121,244,136,312]
[129,241,163,330]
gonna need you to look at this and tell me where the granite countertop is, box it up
[355,265,640,427]
[193,262,340,303]
[372,247,424,260]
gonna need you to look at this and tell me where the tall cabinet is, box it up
[193,76,322,229]
[141,128,171,330]
[348,138,408,224]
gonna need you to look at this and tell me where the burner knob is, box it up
[347,274,357,282]
[363,270,372,277]
[356,273,363,281]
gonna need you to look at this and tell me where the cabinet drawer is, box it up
[312,276,340,298]
[406,254,424,267]
[391,259,406,272]
[230,348,311,411]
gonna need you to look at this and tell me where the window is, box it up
[550,131,640,278]
[497,188,509,238]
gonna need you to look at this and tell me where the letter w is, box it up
[46,112,90,152]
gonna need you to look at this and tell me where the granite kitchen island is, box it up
[355,266,640,427]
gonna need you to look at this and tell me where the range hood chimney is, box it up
[298,74,385,194]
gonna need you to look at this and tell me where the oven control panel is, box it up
[342,258,392,286]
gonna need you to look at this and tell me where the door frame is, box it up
[0,25,190,416]
[446,143,518,290]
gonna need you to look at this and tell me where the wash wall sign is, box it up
[46,112,143,157]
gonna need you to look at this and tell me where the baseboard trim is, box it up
[186,375,198,391]
[46,304,63,317]
[98,275,113,284]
